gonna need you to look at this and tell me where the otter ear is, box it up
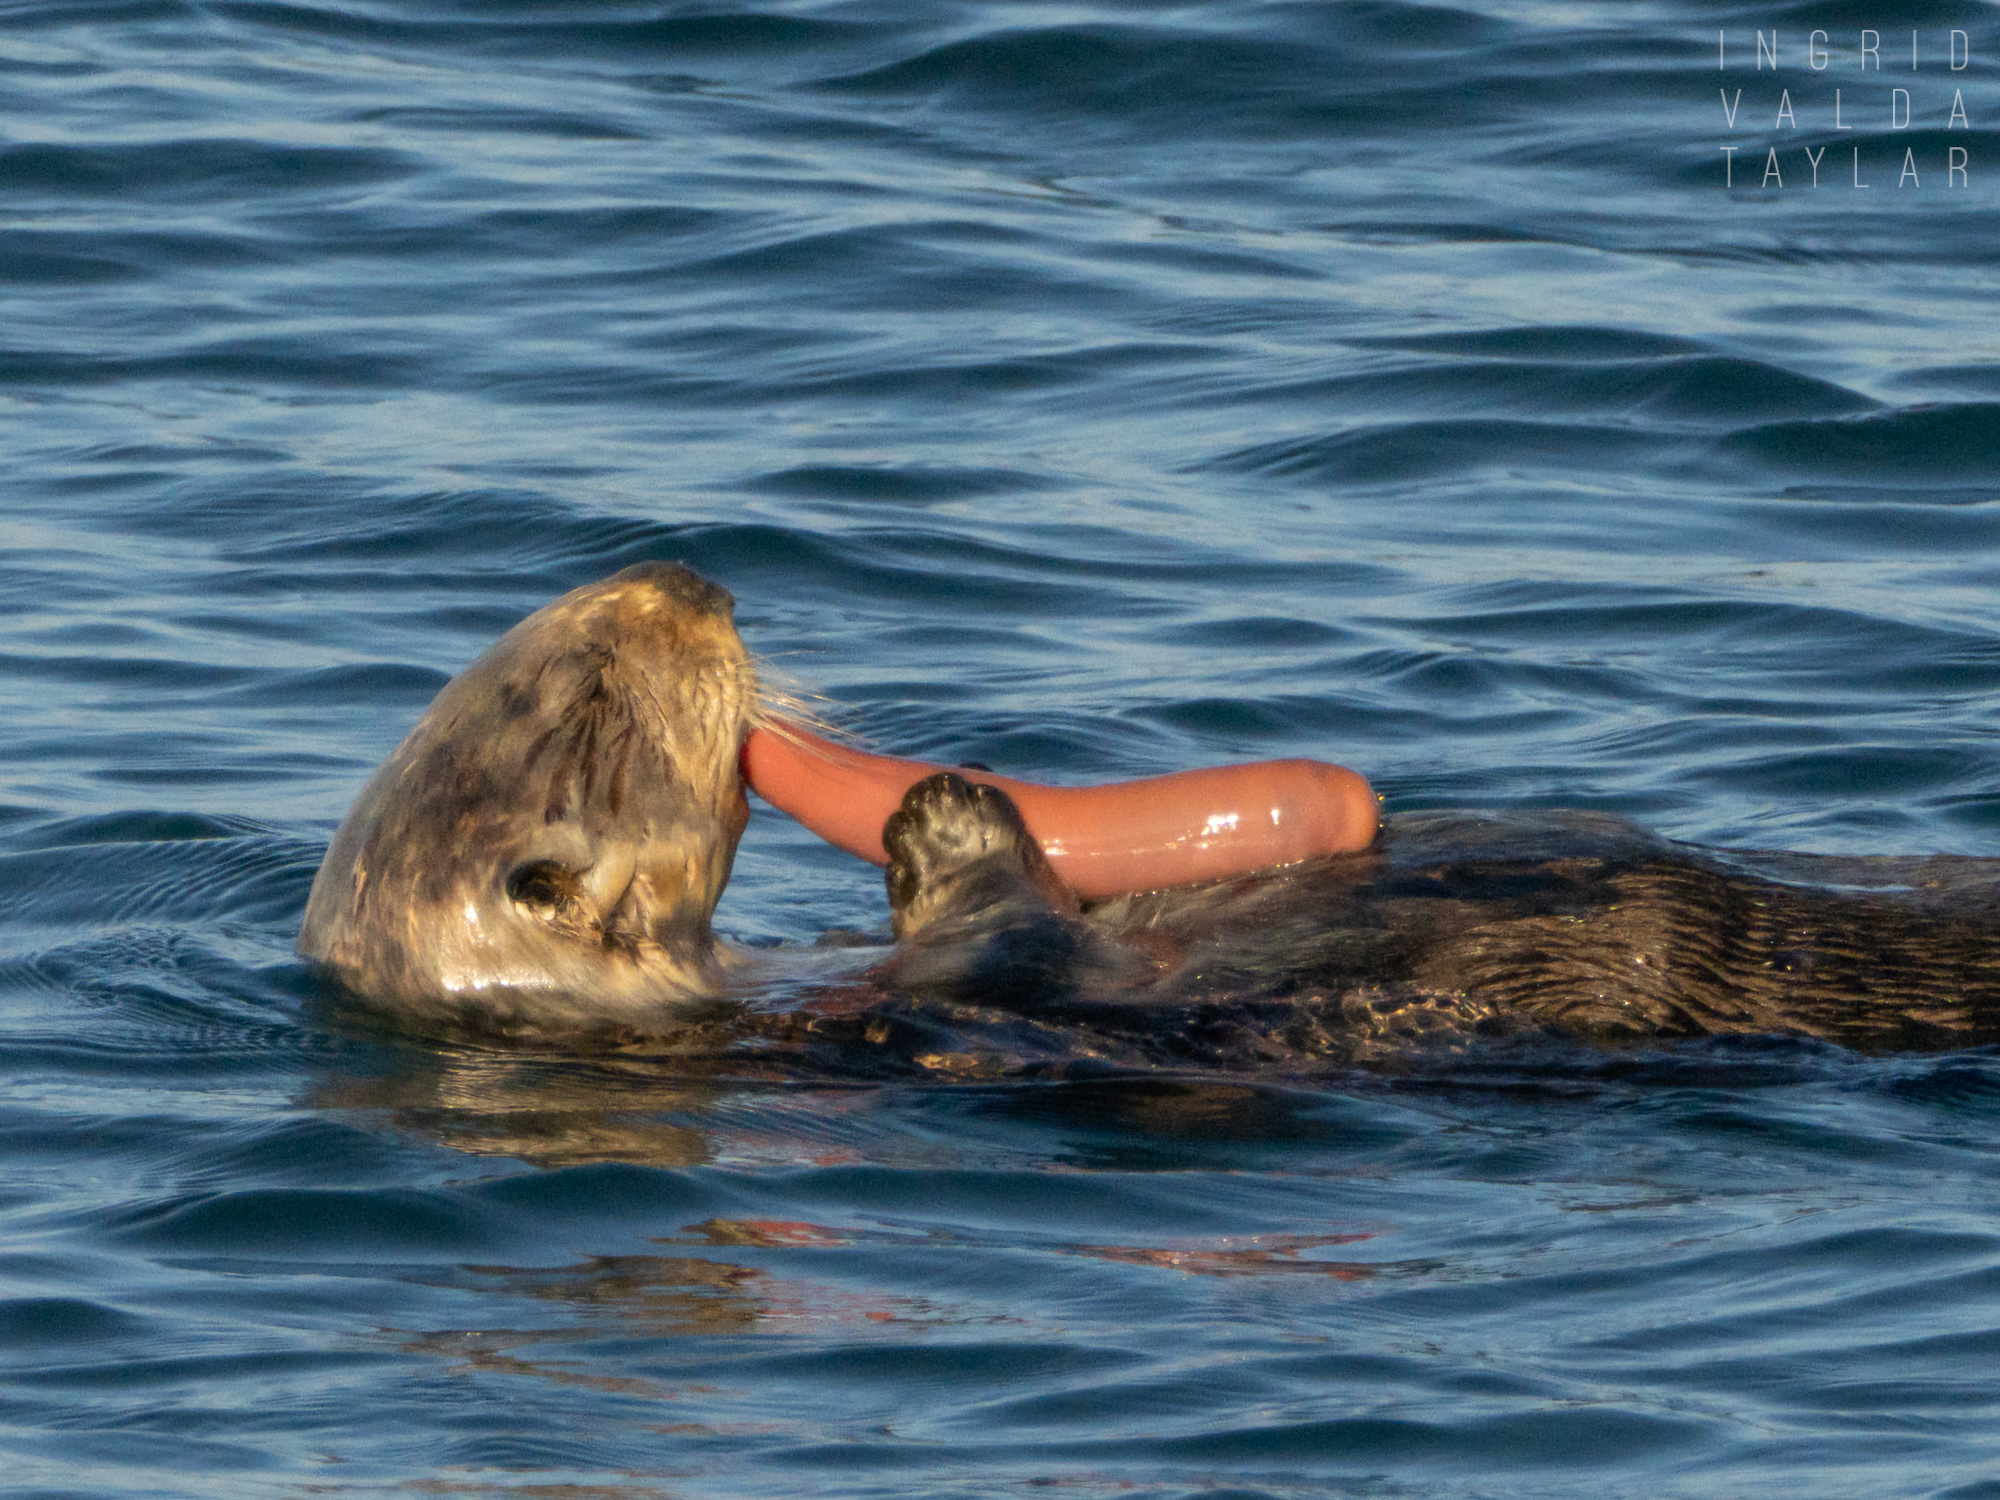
[506,860,583,911]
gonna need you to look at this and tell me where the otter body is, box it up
[871,774,2000,1069]
[300,565,2000,1065]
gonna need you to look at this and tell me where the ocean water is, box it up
[5,0,2000,1493]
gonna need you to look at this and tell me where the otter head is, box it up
[298,563,755,1032]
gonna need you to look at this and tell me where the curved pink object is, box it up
[741,720,1378,900]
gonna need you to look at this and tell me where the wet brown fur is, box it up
[866,780,2000,1069]
[301,565,2000,1068]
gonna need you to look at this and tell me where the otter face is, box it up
[297,563,756,1030]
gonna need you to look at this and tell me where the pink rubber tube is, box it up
[741,720,1378,901]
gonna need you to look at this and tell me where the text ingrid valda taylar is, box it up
[1717,28,1974,189]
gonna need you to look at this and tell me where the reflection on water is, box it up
[416,1253,764,1369]
[310,1050,722,1168]
[1070,1233,1382,1280]
[316,1040,1386,1174]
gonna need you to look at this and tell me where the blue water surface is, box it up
[5,0,2000,1494]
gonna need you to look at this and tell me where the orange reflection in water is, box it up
[678,1217,853,1248]
[1071,1231,1379,1279]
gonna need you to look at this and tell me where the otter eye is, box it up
[506,860,580,910]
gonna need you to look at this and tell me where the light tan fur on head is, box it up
[298,563,757,1036]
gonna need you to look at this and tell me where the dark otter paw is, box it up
[885,772,1029,905]
[884,772,1076,940]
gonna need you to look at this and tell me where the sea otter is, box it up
[299,562,2000,1064]
[297,563,755,1035]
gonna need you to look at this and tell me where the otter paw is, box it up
[884,772,1036,908]
[882,771,1081,944]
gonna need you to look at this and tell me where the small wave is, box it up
[745,464,1053,505]
[214,0,875,58]
[0,139,417,202]
[0,337,423,390]
[110,1184,498,1255]
[346,105,646,142]
[1720,403,2000,480]
[1209,419,1667,484]
[1226,353,1875,427]
[0,834,317,930]
[1354,325,1715,362]
[0,1295,152,1350]
[818,26,1316,115]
